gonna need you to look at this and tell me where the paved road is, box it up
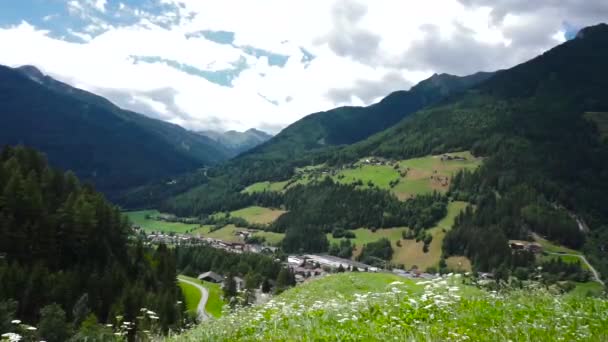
[178,276,210,321]
[546,252,605,286]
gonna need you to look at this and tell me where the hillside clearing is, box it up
[226,206,286,225]
[240,151,482,199]
[327,201,469,271]
[392,201,468,270]
[124,210,200,233]
[194,224,285,245]
[241,181,288,194]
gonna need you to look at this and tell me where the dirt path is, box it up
[178,276,211,321]
[546,252,604,286]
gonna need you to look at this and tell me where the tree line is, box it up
[0,146,186,341]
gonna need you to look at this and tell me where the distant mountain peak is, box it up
[197,128,272,154]
[575,23,608,39]
[16,65,45,83]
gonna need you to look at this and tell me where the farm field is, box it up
[169,272,608,341]
[125,210,200,233]
[179,275,226,318]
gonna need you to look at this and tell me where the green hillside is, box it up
[168,273,608,341]
[133,72,492,212]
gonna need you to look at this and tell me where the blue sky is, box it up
[0,0,604,132]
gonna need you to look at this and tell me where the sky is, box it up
[0,1,606,134]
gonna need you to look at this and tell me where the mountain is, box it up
[339,23,608,275]
[147,24,608,281]
[198,128,273,155]
[119,71,493,209]
[243,71,493,160]
[0,64,232,194]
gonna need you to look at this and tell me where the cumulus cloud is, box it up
[0,0,605,133]
[458,0,608,26]
[318,0,381,64]
[327,71,412,105]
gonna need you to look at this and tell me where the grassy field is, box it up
[229,206,287,225]
[124,210,200,233]
[241,181,289,194]
[178,278,202,315]
[533,234,580,254]
[393,201,469,270]
[326,227,409,251]
[326,201,469,271]
[179,275,226,318]
[169,273,608,341]
[446,256,473,272]
[240,151,482,198]
[568,281,605,298]
[193,224,285,245]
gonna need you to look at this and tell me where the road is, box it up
[178,276,211,321]
[546,252,605,286]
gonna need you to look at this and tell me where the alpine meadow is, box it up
[1,2,608,341]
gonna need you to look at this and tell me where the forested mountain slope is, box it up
[243,71,493,161]
[0,65,231,195]
[119,72,492,209]
[334,23,608,277]
[137,24,608,281]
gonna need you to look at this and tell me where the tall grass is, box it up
[168,273,607,341]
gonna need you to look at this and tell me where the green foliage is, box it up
[282,225,329,253]
[521,204,584,248]
[358,238,394,266]
[0,146,186,338]
[329,239,354,259]
[38,304,72,342]
[274,178,447,233]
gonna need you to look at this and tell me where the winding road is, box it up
[546,252,604,286]
[178,276,211,321]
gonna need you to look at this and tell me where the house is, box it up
[234,276,245,292]
[508,240,543,254]
[222,276,245,292]
[198,271,224,283]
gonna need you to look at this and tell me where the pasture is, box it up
[124,210,200,233]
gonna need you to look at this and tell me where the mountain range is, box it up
[0,65,237,194]
[135,23,608,281]
[198,128,273,155]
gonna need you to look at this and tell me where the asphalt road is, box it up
[178,276,211,321]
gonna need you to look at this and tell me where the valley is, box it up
[1,9,608,340]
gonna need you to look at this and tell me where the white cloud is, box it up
[94,0,107,13]
[0,0,603,133]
